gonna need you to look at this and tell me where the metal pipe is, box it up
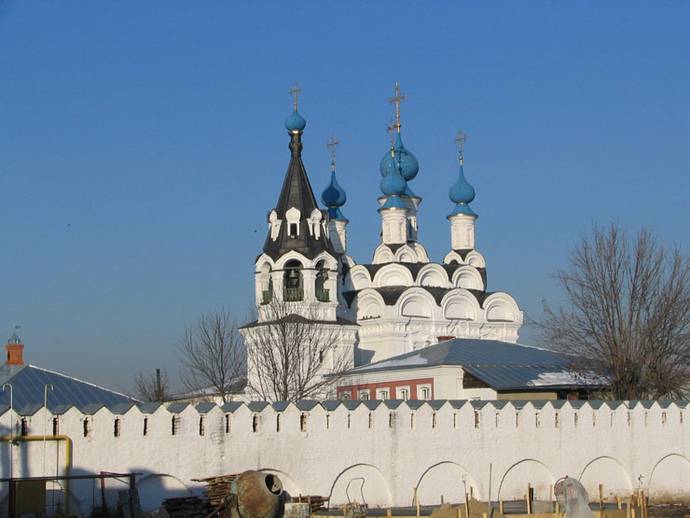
[0,434,72,514]
[43,384,54,477]
[1,384,13,480]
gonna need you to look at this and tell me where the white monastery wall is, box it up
[0,400,688,513]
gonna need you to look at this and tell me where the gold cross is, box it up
[386,119,396,148]
[326,136,339,171]
[388,82,406,131]
[455,130,467,164]
[290,83,301,111]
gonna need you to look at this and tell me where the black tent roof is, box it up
[262,131,335,261]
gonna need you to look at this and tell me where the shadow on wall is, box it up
[136,471,194,513]
[647,454,690,501]
[61,467,195,515]
[579,456,633,497]
[0,456,196,517]
[415,461,480,506]
[497,459,555,502]
[328,464,393,508]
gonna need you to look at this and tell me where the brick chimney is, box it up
[6,327,24,366]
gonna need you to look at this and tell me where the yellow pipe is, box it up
[1,435,73,514]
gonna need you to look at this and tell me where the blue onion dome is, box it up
[322,171,347,219]
[285,109,306,132]
[403,184,417,198]
[394,132,419,181]
[379,149,397,177]
[380,164,407,197]
[449,164,478,217]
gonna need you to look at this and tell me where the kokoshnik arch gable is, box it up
[239,84,598,401]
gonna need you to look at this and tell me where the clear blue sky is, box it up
[1,1,688,392]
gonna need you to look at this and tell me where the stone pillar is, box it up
[328,219,348,254]
[381,207,408,245]
[302,269,316,302]
[270,271,284,302]
[449,213,476,250]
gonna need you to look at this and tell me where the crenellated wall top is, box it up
[1,398,687,419]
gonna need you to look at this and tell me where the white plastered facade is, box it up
[1,400,688,513]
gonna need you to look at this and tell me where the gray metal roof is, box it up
[221,401,243,413]
[321,400,342,412]
[340,400,360,411]
[405,400,425,410]
[79,403,105,415]
[343,338,608,391]
[166,402,190,414]
[247,401,269,413]
[294,400,320,412]
[360,400,382,411]
[0,364,135,415]
[271,401,290,412]
[139,402,163,414]
[428,400,447,411]
[109,402,136,415]
[469,400,492,410]
[195,402,216,414]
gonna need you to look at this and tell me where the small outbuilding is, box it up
[337,338,607,401]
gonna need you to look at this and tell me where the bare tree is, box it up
[243,301,352,401]
[133,368,170,402]
[179,309,247,403]
[539,225,690,399]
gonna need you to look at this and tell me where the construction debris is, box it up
[289,495,329,513]
[163,496,212,518]
[199,474,240,508]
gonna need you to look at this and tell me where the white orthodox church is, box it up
[241,86,600,402]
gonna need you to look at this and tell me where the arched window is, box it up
[315,260,329,302]
[419,386,431,400]
[283,260,303,301]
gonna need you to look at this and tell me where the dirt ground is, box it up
[648,503,690,518]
